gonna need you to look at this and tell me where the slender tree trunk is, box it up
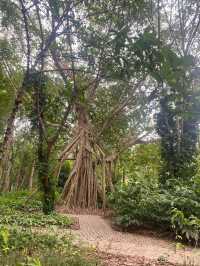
[102,159,106,210]
[15,169,21,191]
[20,175,26,189]
[28,160,35,190]
[122,167,125,184]
[106,161,114,192]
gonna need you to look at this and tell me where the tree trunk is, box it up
[106,161,115,191]
[1,161,12,192]
[59,103,107,210]
[28,160,35,190]
[37,96,55,214]
[0,87,24,180]
[20,175,26,189]
[38,145,55,214]
[15,169,21,191]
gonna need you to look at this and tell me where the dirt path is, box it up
[70,214,200,265]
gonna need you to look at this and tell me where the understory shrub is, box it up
[109,180,171,228]
[0,191,72,228]
[0,226,99,266]
[109,179,200,244]
[0,211,72,228]
[0,190,42,212]
[171,208,200,246]
[0,191,97,265]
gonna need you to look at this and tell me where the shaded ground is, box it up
[68,214,200,265]
[98,252,174,266]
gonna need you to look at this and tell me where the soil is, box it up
[69,216,80,230]
[68,214,200,265]
[98,252,175,266]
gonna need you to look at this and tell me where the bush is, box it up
[0,190,42,212]
[171,208,200,246]
[0,191,72,229]
[109,179,200,244]
[0,191,97,265]
[0,226,99,266]
[109,180,171,228]
[0,211,72,228]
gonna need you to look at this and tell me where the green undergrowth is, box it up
[0,191,72,228]
[0,211,72,228]
[109,179,200,245]
[0,191,99,265]
[0,190,42,212]
[0,226,99,266]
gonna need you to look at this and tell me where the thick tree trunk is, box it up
[34,73,56,214]
[38,145,55,214]
[0,137,13,192]
[0,87,24,180]
[59,103,108,210]
[1,160,12,192]
[37,105,55,214]
[60,104,97,208]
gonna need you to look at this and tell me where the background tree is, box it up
[151,0,200,183]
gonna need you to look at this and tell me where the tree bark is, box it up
[28,160,35,190]
[59,103,108,210]
[0,87,24,180]
[1,160,12,192]
[38,144,55,214]
[15,169,21,191]
[35,76,55,214]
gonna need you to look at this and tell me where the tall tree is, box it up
[150,0,200,183]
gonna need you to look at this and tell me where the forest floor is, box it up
[65,214,200,266]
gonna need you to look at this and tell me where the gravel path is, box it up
[70,214,200,265]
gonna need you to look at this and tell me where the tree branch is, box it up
[96,79,145,141]
[19,0,31,75]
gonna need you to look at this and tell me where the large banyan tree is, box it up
[55,102,107,209]
[49,1,152,210]
[1,0,151,212]
[3,0,200,213]
[54,76,148,210]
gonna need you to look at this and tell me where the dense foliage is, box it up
[0,1,200,264]
[0,191,72,228]
[0,191,98,265]
[109,143,200,245]
[0,227,99,266]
